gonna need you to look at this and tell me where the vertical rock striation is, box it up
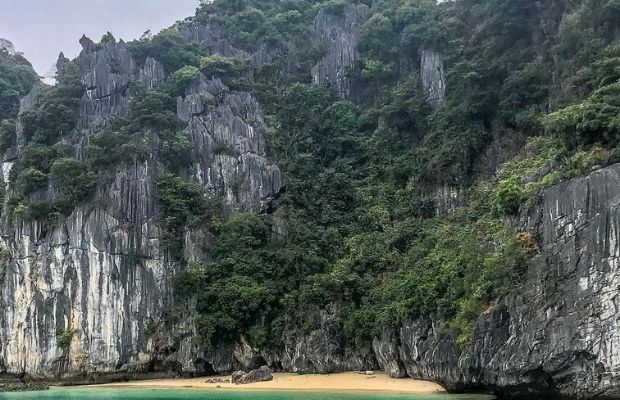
[420,49,446,108]
[373,163,620,399]
[311,4,370,98]
[281,304,377,374]
[0,33,282,381]
[177,76,282,213]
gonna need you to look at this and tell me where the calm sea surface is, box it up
[0,388,496,400]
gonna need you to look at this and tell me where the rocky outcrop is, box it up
[179,23,271,74]
[0,39,17,56]
[0,374,48,392]
[420,49,446,108]
[177,75,282,213]
[431,184,466,216]
[76,34,165,148]
[282,304,376,374]
[0,34,281,381]
[374,163,620,399]
[311,4,370,98]
[231,366,273,384]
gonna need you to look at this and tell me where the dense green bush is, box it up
[14,167,47,195]
[493,178,524,216]
[543,82,620,148]
[19,62,83,145]
[200,55,249,80]
[0,45,39,121]
[166,66,201,97]
[50,158,97,204]
[87,85,191,172]
[55,328,76,349]
[156,174,212,256]
[175,213,282,348]
[128,29,201,73]
[0,119,16,152]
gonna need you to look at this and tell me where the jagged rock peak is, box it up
[56,52,71,73]
[79,34,97,52]
[101,31,117,45]
[177,74,283,214]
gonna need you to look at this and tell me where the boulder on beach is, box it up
[231,366,274,384]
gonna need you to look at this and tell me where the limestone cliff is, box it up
[311,4,369,98]
[0,34,282,381]
[1,3,619,399]
[373,163,620,399]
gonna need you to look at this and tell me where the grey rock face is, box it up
[76,34,165,144]
[177,75,283,213]
[420,49,446,108]
[231,365,273,384]
[13,84,41,153]
[372,332,406,379]
[374,163,620,398]
[0,34,281,381]
[179,23,272,74]
[282,304,376,374]
[431,184,465,216]
[311,4,370,98]
[0,38,180,377]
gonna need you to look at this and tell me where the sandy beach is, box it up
[90,372,445,394]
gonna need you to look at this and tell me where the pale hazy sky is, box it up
[0,0,200,78]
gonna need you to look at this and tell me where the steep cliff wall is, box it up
[311,4,369,98]
[373,163,620,399]
[0,34,282,380]
[1,3,617,398]
[420,49,446,108]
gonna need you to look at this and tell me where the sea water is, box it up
[0,388,496,400]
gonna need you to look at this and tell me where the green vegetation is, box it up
[156,174,213,256]
[87,84,191,173]
[169,0,620,352]
[166,65,201,96]
[128,28,201,73]
[0,43,38,121]
[175,213,281,348]
[55,328,76,349]
[145,318,158,338]
[9,0,620,356]
[201,55,249,80]
[7,62,90,222]
[19,63,83,145]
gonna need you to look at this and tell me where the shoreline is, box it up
[84,372,446,394]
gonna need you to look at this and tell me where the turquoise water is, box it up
[0,388,495,400]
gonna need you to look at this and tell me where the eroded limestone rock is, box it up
[231,366,273,384]
[311,4,370,98]
[373,163,620,398]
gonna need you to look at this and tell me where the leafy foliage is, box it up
[87,85,191,172]
[12,0,620,356]
[0,45,39,121]
[19,62,83,145]
[128,29,201,73]
[55,328,77,349]
[156,174,213,256]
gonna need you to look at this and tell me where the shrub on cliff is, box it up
[0,43,38,120]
